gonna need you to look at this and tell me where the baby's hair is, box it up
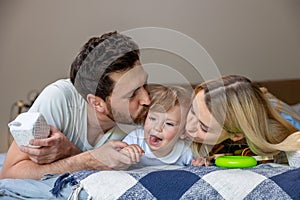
[149,84,192,114]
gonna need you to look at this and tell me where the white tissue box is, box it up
[8,112,50,148]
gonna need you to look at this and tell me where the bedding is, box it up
[1,164,300,199]
[55,164,300,200]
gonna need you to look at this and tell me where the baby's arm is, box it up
[120,144,145,164]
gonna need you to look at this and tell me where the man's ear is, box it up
[229,133,245,142]
[86,94,107,113]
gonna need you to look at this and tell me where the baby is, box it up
[121,84,203,168]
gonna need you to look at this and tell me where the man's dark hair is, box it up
[70,31,140,100]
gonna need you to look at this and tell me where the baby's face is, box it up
[144,105,185,157]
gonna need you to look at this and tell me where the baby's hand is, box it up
[192,157,211,167]
[120,144,145,164]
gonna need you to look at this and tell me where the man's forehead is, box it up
[111,65,147,93]
[118,64,145,78]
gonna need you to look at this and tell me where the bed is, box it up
[0,79,300,200]
[57,164,300,200]
[0,161,300,199]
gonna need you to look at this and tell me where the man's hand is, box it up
[120,144,144,164]
[20,125,81,164]
[89,140,140,170]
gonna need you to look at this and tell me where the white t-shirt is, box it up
[29,79,125,151]
[123,128,193,168]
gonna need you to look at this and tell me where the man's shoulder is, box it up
[31,78,85,110]
[46,79,83,101]
[50,79,74,92]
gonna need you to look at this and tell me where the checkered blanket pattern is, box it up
[67,164,300,200]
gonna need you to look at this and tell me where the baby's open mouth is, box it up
[149,135,162,146]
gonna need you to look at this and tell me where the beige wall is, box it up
[0,0,300,152]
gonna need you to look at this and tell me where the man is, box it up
[0,31,150,179]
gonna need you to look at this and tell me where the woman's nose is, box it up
[186,111,198,132]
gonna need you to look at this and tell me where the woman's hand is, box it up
[192,156,213,167]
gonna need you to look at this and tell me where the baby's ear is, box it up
[180,131,188,139]
[229,133,245,142]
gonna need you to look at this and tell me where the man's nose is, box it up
[139,87,151,106]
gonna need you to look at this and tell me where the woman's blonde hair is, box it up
[192,75,300,156]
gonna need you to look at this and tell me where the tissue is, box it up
[8,112,50,148]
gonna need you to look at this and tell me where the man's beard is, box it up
[132,106,149,124]
[107,103,149,125]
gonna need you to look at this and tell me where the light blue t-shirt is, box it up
[123,128,193,168]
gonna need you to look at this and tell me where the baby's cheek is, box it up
[144,120,151,130]
[143,121,153,136]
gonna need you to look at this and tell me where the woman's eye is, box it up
[200,124,208,133]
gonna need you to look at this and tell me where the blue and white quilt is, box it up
[1,163,300,199]
[52,164,300,200]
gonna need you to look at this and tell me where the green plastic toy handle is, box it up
[215,156,257,168]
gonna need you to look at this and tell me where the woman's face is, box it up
[185,90,231,145]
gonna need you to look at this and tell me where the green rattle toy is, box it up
[215,156,257,168]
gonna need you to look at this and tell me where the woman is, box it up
[186,75,300,167]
